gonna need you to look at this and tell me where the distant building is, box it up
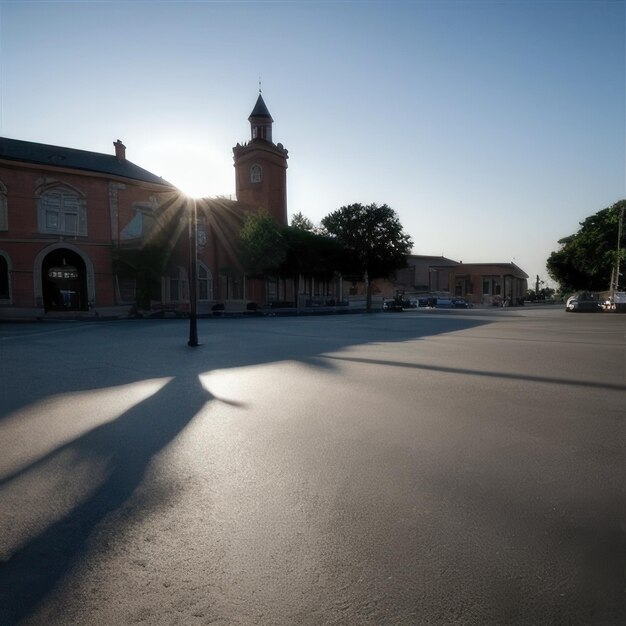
[396,255,461,293]
[362,256,528,307]
[448,262,529,306]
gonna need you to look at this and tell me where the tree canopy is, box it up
[239,211,343,282]
[321,203,413,310]
[240,203,413,310]
[290,211,315,232]
[547,200,625,293]
[238,211,286,277]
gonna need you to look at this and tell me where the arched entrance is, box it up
[41,248,88,311]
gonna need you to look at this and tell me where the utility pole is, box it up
[188,198,199,347]
[611,205,624,298]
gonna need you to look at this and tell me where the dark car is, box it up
[451,298,470,309]
[383,298,403,312]
[565,293,602,312]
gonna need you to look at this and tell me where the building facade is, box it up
[0,137,178,317]
[0,93,344,319]
[448,262,528,306]
[362,256,528,307]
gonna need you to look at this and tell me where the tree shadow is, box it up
[0,373,213,623]
[0,314,491,623]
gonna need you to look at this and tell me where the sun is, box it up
[136,136,235,199]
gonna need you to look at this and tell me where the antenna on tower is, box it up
[258,76,262,94]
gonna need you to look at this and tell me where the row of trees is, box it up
[547,200,625,293]
[239,203,413,310]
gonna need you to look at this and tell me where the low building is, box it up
[449,262,529,306]
[357,256,528,307]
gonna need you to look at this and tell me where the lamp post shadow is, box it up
[0,374,212,624]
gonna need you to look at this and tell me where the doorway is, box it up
[42,248,88,311]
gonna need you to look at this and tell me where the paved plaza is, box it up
[0,308,624,624]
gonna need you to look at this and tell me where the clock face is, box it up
[250,164,262,183]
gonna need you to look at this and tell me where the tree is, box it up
[322,203,413,311]
[290,211,315,232]
[547,200,625,293]
[239,211,286,277]
[525,286,555,302]
[278,227,344,292]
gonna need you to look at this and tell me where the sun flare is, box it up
[138,137,235,199]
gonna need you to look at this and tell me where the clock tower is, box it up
[233,92,289,225]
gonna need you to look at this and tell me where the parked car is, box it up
[383,298,403,312]
[451,298,470,309]
[565,293,602,312]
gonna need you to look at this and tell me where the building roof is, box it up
[0,137,173,186]
[452,262,529,279]
[409,254,460,265]
[248,94,273,121]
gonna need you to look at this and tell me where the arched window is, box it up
[0,252,10,300]
[250,164,262,184]
[198,263,213,301]
[0,182,7,231]
[37,183,87,236]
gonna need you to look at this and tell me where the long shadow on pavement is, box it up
[0,314,488,622]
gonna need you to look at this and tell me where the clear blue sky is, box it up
[1,0,624,286]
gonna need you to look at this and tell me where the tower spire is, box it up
[248,91,273,142]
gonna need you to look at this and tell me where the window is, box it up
[198,264,213,301]
[170,269,180,301]
[38,186,87,236]
[219,272,243,300]
[117,277,136,303]
[0,254,9,300]
[252,126,267,140]
[164,266,187,303]
[0,182,7,231]
[250,164,262,183]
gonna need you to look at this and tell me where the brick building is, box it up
[448,262,529,306]
[352,255,528,307]
[0,137,177,317]
[0,93,344,319]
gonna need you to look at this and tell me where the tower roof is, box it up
[249,94,273,122]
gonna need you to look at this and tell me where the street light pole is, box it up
[188,197,199,347]
[612,205,624,298]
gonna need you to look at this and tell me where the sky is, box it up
[0,0,624,287]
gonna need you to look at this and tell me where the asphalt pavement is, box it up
[0,307,624,624]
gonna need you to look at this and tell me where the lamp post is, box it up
[188,197,199,347]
